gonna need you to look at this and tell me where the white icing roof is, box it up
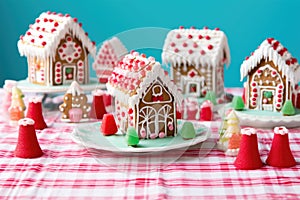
[93,37,128,77]
[17,11,96,59]
[240,38,300,85]
[162,27,230,68]
[66,81,84,96]
[106,51,183,107]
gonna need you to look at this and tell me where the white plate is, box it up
[17,78,105,93]
[235,110,300,128]
[71,120,211,153]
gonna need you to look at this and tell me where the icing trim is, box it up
[241,127,257,135]
[274,126,288,135]
[162,28,230,68]
[18,118,35,126]
[240,38,300,86]
[18,12,96,60]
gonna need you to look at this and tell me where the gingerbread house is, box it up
[162,26,230,98]
[17,11,96,86]
[106,51,183,139]
[93,37,128,83]
[240,38,300,112]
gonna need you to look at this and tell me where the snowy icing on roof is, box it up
[66,81,84,96]
[106,51,183,107]
[93,37,128,79]
[17,11,96,59]
[162,26,230,68]
[240,38,300,85]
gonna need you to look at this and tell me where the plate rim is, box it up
[71,121,211,153]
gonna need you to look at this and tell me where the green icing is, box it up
[126,127,140,146]
[180,122,196,139]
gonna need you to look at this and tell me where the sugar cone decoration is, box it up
[26,97,47,130]
[266,126,296,168]
[90,89,107,119]
[200,100,213,121]
[15,118,43,158]
[234,128,263,170]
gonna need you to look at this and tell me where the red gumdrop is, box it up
[101,114,118,136]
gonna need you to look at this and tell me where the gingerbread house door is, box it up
[260,89,275,111]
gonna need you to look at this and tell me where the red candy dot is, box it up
[208,45,213,50]
[65,14,70,17]
[51,28,56,33]
[188,49,193,54]
[36,19,40,23]
[170,42,176,47]
[174,48,179,53]
[54,22,59,27]
[39,35,43,39]
[215,27,220,31]
[79,23,82,27]
[27,32,31,36]
[198,35,203,39]
[31,39,35,43]
[41,41,47,46]
[203,26,208,29]
[253,88,257,92]
[188,34,193,39]
[176,34,181,39]
[179,26,184,29]
[206,35,211,40]
[200,50,205,55]
[44,18,48,22]
[73,18,78,22]
[182,42,188,47]
[49,19,54,22]
[193,43,198,48]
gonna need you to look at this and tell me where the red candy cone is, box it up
[234,128,263,170]
[101,114,118,136]
[266,126,296,168]
[90,89,107,119]
[15,118,43,158]
[200,100,213,121]
[26,97,47,130]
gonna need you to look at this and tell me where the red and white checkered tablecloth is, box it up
[1,88,300,199]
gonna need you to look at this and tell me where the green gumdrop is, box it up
[232,96,244,111]
[180,122,196,139]
[204,91,217,105]
[281,100,295,116]
[126,127,140,146]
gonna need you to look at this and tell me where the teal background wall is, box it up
[0,0,299,87]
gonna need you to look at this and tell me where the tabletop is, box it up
[1,88,300,199]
